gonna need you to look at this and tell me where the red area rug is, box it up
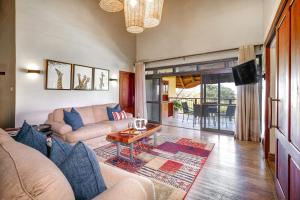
[93,135,214,200]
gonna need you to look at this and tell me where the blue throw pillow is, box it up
[50,138,107,200]
[64,108,84,131]
[106,104,121,121]
[15,121,47,156]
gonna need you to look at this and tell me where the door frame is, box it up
[145,77,162,124]
[263,0,290,160]
[119,71,135,116]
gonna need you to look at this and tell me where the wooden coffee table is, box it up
[106,123,162,161]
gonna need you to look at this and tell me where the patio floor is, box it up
[162,114,235,133]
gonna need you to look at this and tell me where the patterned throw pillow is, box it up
[63,108,84,131]
[112,110,128,121]
[15,121,48,156]
[50,137,107,200]
[106,104,121,121]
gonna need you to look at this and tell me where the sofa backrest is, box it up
[93,103,114,123]
[0,129,75,200]
[51,103,116,125]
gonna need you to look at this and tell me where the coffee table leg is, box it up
[130,143,134,161]
[154,132,157,146]
[116,142,120,157]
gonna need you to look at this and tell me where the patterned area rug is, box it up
[93,135,214,200]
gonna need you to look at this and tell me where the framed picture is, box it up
[94,68,109,91]
[72,64,93,90]
[46,60,72,90]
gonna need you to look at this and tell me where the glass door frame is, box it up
[201,74,236,135]
[145,77,162,124]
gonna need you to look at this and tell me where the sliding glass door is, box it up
[201,74,236,134]
[145,78,161,124]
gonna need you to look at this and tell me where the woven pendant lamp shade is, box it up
[124,0,146,34]
[144,0,164,28]
[99,0,123,12]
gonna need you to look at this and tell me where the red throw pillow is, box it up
[112,111,128,121]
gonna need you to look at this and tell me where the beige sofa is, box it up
[0,129,155,200]
[46,103,134,143]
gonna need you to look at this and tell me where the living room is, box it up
[0,0,299,200]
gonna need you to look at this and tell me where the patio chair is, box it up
[181,102,193,122]
[203,103,218,127]
[221,105,236,127]
[193,104,202,128]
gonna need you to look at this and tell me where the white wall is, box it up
[263,0,281,39]
[15,0,136,126]
[137,0,264,61]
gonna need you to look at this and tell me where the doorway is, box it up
[119,71,135,115]
[163,73,236,134]
[144,57,239,134]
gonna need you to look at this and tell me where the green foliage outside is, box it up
[205,85,236,100]
[205,84,236,113]
[173,100,182,111]
[174,84,236,113]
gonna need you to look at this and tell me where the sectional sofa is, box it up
[46,103,134,143]
[0,128,155,200]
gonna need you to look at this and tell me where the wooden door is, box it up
[0,0,15,128]
[275,0,300,199]
[289,0,300,199]
[119,71,135,115]
[0,64,15,128]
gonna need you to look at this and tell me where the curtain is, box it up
[134,62,148,118]
[235,45,260,142]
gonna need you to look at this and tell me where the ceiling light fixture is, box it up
[124,0,145,34]
[99,0,124,12]
[99,0,164,34]
[144,0,164,28]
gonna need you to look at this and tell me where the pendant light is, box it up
[144,0,164,28]
[99,0,123,12]
[124,0,146,33]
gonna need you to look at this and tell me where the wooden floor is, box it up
[158,125,277,200]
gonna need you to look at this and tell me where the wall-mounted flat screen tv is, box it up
[232,60,258,86]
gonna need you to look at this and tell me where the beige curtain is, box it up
[135,62,148,118]
[235,45,260,142]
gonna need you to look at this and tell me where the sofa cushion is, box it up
[106,104,121,121]
[99,162,155,200]
[101,118,135,132]
[0,131,74,200]
[76,106,96,125]
[92,178,146,200]
[0,129,14,144]
[50,138,106,200]
[112,111,128,121]
[53,108,69,123]
[15,121,48,156]
[64,108,84,131]
[61,123,111,143]
[92,104,114,123]
[46,120,72,135]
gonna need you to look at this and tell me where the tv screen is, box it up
[232,60,258,86]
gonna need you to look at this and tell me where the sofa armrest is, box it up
[126,112,133,118]
[99,162,155,200]
[92,178,146,200]
[45,120,72,135]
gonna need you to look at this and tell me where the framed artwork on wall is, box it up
[46,60,72,90]
[94,68,109,91]
[72,64,93,90]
